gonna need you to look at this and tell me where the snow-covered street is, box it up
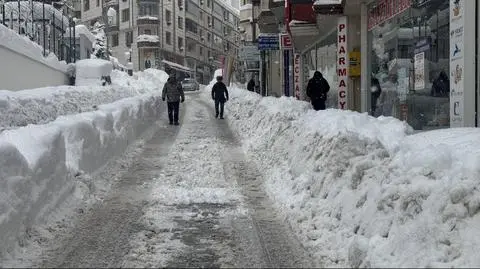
[1,91,313,268]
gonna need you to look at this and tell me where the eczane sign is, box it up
[337,16,348,110]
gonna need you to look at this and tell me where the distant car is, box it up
[181,78,199,91]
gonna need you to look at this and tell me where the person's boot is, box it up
[220,115,224,119]
[174,122,179,126]
[169,121,173,125]
[215,113,219,118]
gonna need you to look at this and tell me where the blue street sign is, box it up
[258,34,279,50]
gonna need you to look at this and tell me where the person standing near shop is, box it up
[371,76,382,116]
[247,76,255,92]
[162,74,185,125]
[211,76,229,119]
[306,71,330,111]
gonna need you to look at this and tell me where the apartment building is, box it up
[76,0,240,83]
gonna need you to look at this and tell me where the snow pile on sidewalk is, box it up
[221,86,480,267]
[0,92,164,260]
[0,69,167,131]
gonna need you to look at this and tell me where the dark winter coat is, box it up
[306,71,330,102]
[247,79,255,92]
[212,81,229,102]
[431,71,449,97]
[162,77,185,102]
[371,77,382,107]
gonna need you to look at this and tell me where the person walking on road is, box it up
[306,71,330,111]
[162,74,185,125]
[211,76,229,119]
[247,77,255,92]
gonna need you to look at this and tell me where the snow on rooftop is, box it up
[137,16,159,20]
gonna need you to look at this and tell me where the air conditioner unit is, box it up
[201,36,204,41]
[179,46,184,51]
[208,23,212,27]
[200,0,203,4]
[167,20,172,25]
[179,5,183,10]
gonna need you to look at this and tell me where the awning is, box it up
[161,60,192,72]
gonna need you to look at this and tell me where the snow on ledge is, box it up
[137,34,160,43]
[240,3,252,11]
[138,16,159,20]
[0,25,67,72]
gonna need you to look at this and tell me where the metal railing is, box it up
[0,0,77,63]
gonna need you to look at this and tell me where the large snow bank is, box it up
[0,69,167,131]
[219,86,480,267]
[0,92,164,258]
[0,24,66,72]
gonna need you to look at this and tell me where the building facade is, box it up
[76,0,240,83]
[255,0,480,130]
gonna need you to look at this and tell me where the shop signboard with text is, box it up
[337,16,348,110]
[450,0,465,127]
[368,0,412,30]
[294,53,303,100]
[414,52,425,90]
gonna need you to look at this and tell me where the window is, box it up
[83,0,89,11]
[207,32,211,42]
[214,17,222,32]
[178,37,183,49]
[178,0,183,9]
[96,0,99,7]
[207,16,211,27]
[207,0,211,7]
[165,10,172,24]
[187,40,195,52]
[213,1,222,15]
[199,46,203,55]
[144,29,152,35]
[185,18,197,33]
[166,31,172,45]
[125,31,133,47]
[112,33,119,47]
[121,8,130,22]
[74,11,81,19]
[199,29,203,38]
[178,16,184,29]
[199,11,203,20]
[208,50,211,58]
[139,3,159,16]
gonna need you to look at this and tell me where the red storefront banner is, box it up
[367,0,412,31]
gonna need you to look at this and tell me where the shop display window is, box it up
[369,0,450,130]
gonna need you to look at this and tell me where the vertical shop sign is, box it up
[414,52,425,90]
[294,53,302,100]
[450,0,465,127]
[284,50,291,96]
[337,16,348,110]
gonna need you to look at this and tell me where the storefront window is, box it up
[369,0,450,130]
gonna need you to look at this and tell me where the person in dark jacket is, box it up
[162,75,185,125]
[211,76,229,119]
[306,71,330,111]
[247,77,255,92]
[431,71,450,97]
[371,76,382,116]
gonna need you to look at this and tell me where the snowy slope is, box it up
[0,69,167,131]
[214,85,480,267]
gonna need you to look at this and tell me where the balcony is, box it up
[257,0,284,33]
[137,16,160,25]
[137,34,161,48]
[185,30,199,41]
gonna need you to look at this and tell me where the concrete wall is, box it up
[0,45,68,91]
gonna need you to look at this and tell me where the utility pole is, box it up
[42,0,46,56]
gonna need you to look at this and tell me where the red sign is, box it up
[281,34,293,49]
[294,53,302,100]
[367,0,412,30]
[337,17,348,110]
